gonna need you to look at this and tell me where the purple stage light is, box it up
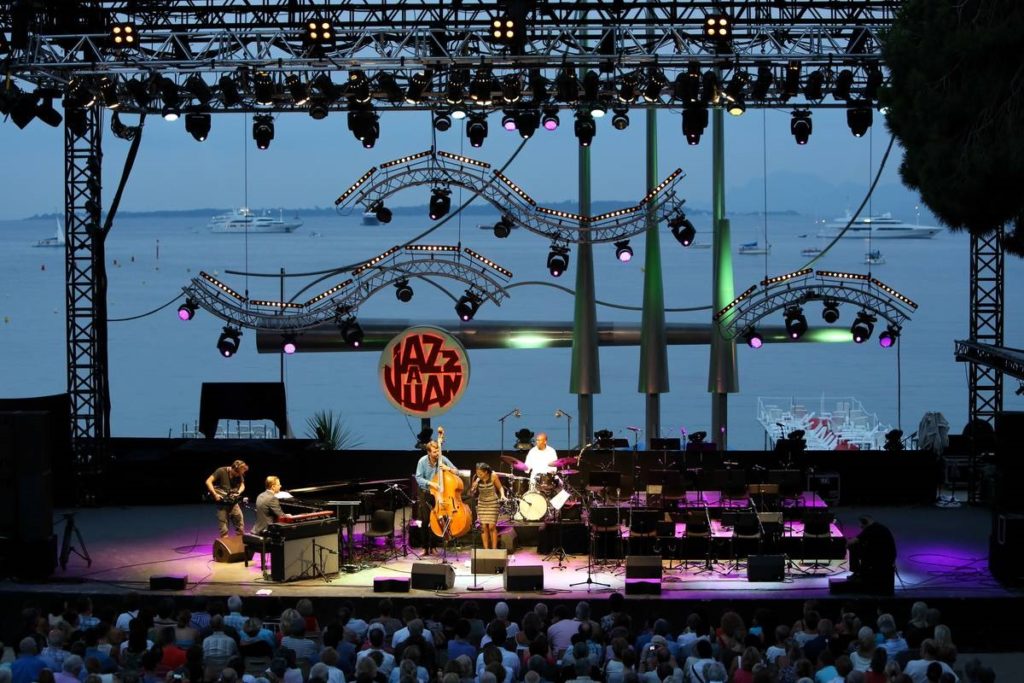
[178,307,192,321]
[879,332,894,348]
[543,118,558,131]
[283,341,297,354]
[749,335,763,349]
[503,119,517,131]
[617,250,632,263]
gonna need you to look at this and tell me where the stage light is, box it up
[514,428,535,450]
[833,69,854,101]
[782,61,801,100]
[219,76,241,106]
[611,106,630,130]
[451,105,467,121]
[501,74,523,103]
[555,66,579,103]
[455,290,482,321]
[803,69,825,101]
[529,70,549,103]
[346,70,371,104]
[252,114,274,149]
[253,71,275,104]
[339,317,364,347]
[542,108,560,131]
[469,69,496,105]
[63,79,94,110]
[433,110,452,131]
[285,74,309,105]
[617,72,639,103]
[125,78,152,108]
[700,71,719,105]
[429,187,451,220]
[216,326,242,357]
[790,109,812,145]
[110,22,137,48]
[370,200,392,224]
[704,13,732,42]
[847,103,873,137]
[160,80,180,121]
[669,214,697,247]
[574,111,596,147]
[673,62,702,104]
[688,431,707,445]
[394,279,414,302]
[405,70,432,104]
[98,77,120,109]
[490,14,519,46]
[515,108,539,139]
[374,72,402,104]
[784,305,808,339]
[64,107,88,136]
[308,98,328,120]
[643,68,667,103]
[614,240,633,263]
[822,299,840,324]
[744,329,764,349]
[725,72,747,116]
[347,109,379,148]
[750,65,774,101]
[682,105,708,145]
[282,334,297,355]
[467,113,488,147]
[185,110,211,141]
[878,324,900,348]
[446,70,468,105]
[864,65,883,101]
[547,245,570,278]
[502,110,517,131]
[183,75,211,106]
[493,216,513,238]
[851,310,876,343]
[177,298,198,321]
[34,96,62,127]
[304,18,334,48]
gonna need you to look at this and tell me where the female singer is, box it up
[470,462,505,549]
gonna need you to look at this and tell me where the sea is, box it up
[2,209,1023,452]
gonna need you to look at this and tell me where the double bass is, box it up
[428,426,472,539]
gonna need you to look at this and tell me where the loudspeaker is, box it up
[625,555,663,580]
[989,512,1024,585]
[747,554,785,582]
[625,579,661,595]
[511,523,540,547]
[212,535,248,563]
[410,562,455,590]
[150,574,188,590]
[504,564,544,591]
[373,577,411,592]
[471,548,508,574]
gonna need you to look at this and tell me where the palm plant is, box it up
[305,409,362,450]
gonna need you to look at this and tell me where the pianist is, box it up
[253,476,285,535]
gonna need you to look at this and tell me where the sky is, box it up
[0,104,929,222]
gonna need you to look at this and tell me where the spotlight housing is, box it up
[252,114,274,149]
[177,298,198,321]
[574,111,596,147]
[428,187,452,220]
[541,108,560,131]
[493,216,513,238]
[433,110,452,131]
[610,106,630,130]
[851,311,876,343]
[669,214,697,247]
[281,334,297,355]
[370,201,392,224]
[744,329,764,349]
[822,299,840,324]
[614,240,633,263]
[467,113,488,147]
[455,290,483,321]
[790,109,812,145]
[185,110,211,141]
[339,317,364,347]
[682,106,708,145]
[878,324,900,348]
[394,279,414,303]
[347,109,380,148]
[547,245,570,278]
[216,326,242,357]
[784,305,808,340]
[110,22,137,48]
[846,103,873,137]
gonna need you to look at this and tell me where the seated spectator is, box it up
[813,650,837,683]
[240,617,276,656]
[355,655,384,683]
[114,596,141,635]
[320,647,347,683]
[493,604,519,642]
[297,599,320,635]
[701,661,727,683]
[600,594,627,635]
[339,603,369,644]
[41,629,70,671]
[280,616,318,665]
[189,599,212,635]
[864,647,888,683]
[224,598,247,634]
[358,626,396,678]
[389,650,429,683]
[394,623,436,673]
[803,618,833,664]
[833,655,853,683]
[931,626,956,666]
[121,619,153,670]
[876,615,908,660]
[271,650,304,683]
[683,638,715,683]
[174,611,200,650]
[55,654,84,683]
[904,604,929,651]
[83,629,117,674]
[156,627,188,675]
[732,647,761,683]
[370,601,403,643]
[546,606,577,659]
[794,612,821,649]
[202,615,239,671]
[476,645,514,683]
[765,625,789,666]
[850,627,877,672]
[459,603,485,648]
[902,641,958,683]
[476,624,518,679]
[449,620,477,664]
[675,615,707,663]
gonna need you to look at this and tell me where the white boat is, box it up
[864,249,886,265]
[738,240,770,255]
[816,211,941,239]
[208,208,302,233]
[33,218,65,248]
[362,211,380,226]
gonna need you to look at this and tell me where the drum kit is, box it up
[498,455,582,522]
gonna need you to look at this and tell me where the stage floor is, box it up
[1,501,1016,601]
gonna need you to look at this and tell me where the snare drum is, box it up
[516,491,549,521]
[535,472,562,496]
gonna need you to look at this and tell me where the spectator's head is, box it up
[694,639,713,660]
[925,609,942,629]
[933,625,953,648]
[228,596,243,613]
[523,672,540,683]
[741,647,761,672]
[608,592,625,612]
[920,639,939,661]
[486,620,507,645]
[485,662,505,683]
[402,646,421,665]
[775,624,790,645]
[574,602,591,621]
[84,676,103,683]
[482,645,503,668]
[308,664,329,683]
[47,629,64,648]
[877,614,897,639]
[818,619,835,638]
[572,641,588,661]
[443,674,461,683]
[527,655,546,676]
[532,603,548,622]
[320,647,338,667]
[857,627,875,652]
[479,672,497,683]
[910,602,928,625]
[653,619,670,636]
[176,610,193,629]
[210,615,225,632]
[243,617,262,637]
[368,623,385,647]
[702,661,727,683]
[455,619,472,640]
[296,599,314,618]
[18,637,38,655]
[401,605,418,624]
[220,668,239,683]
[495,602,510,621]
[378,599,393,617]
[63,655,84,676]
[578,621,593,641]
[454,655,473,679]
[408,619,424,638]
[803,611,820,632]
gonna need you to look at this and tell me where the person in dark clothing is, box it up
[253,476,285,535]
[847,515,897,590]
[205,459,248,538]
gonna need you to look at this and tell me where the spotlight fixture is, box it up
[253,71,275,104]
[581,70,601,103]
[184,75,211,105]
[216,326,242,357]
[616,72,639,103]
[541,107,560,131]
[490,14,519,46]
[574,111,596,147]
[610,106,630,130]
[643,68,667,103]
[821,299,840,324]
[252,114,274,149]
[704,13,733,43]
[700,71,719,105]
[433,110,452,131]
[614,240,633,263]
[347,109,379,148]
[782,61,801,100]
[724,72,748,116]
[803,69,825,101]
[125,78,152,108]
[501,74,523,103]
[428,187,451,220]
[110,22,137,47]
[455,290,483,321]
[451,105,467,121]
[308,98,329,120]
[466,113,488,147]
[177,298,198,321]
[846,103,873,137]
[669,214,697,247]
[515,108,540,139]
[285,74,309,105]
[784,305,808,339]
[493,215,513,238]
[673,62,702,103]
[339,316,364,347]
[369,200,392,224]
[98,77,120,109]
[6,91,36,128]
[864,65,884,101]
[185,110,211,141]
[219,76,242,106]
[547,245,570,278]
[160,80,180,121]
[589,101,607,119]
[346,70,371,104]
[682,105,708,145]
[790,109,812,145]
[304,18,335,48]
[750,66,774,101]
[744,329,764,349]
[405,70,432,104]
[514,428,535,450]
[501,110,517,131]
[281,334,297,355]
[33,96,62,127]
[833,69,854,101]
[377,72,404,103]
[394,279,414,303]
[469,69,496,105]
[529,70,549,103]
[555,67,579,103]
[850,311,876,343]
[878,324,900,348]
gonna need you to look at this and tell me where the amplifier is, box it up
[411,562,455,590]
[373,577,411,593]
[625,555,663,580]
[505,564,544,591]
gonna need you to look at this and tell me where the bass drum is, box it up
[515,491,549,522]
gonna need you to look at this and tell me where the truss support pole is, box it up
[640,106,669,440]
[968,229,1004,426]
[570,143,599,449]
[64,104,109,500]
[708,104,739,451]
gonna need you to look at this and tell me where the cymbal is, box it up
[558,469,580,476]
[500,454,524,466]
[495,472,529,480]
[551,457,578,467]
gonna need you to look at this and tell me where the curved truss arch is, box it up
[181,245,512,332]
[335,149,687,244]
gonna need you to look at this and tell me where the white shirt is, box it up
[903,659,959,683]
[525,445,558,479]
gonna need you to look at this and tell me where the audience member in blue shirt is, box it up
[11,638,49,683]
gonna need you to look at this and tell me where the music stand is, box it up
[650,438,681,451]
[628,508,660,556]
[573,507,613,590]
[587,470,622,505]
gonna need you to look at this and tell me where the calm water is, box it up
[2,210,1022,451]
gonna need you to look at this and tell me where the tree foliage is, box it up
[882,0,1024,255]
[305,409,362,450]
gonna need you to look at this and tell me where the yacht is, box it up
[208,208,302,233]
[816,211,941,239]
[33,218,66,247]
[362,211,380,226]
[738,241,770,255]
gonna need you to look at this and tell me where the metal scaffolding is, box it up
[967,230,1005,426]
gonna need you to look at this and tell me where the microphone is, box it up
[626,426,642,432]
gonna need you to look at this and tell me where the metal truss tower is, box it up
[968,230,1004,427]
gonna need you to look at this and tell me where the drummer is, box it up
[524,432,558,488]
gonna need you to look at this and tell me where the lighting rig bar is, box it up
[336,150,687,244]
[181,242,511,332]
[954,340,1024,383]
[715,269,917,341]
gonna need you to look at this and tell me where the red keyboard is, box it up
[278,510,334,524]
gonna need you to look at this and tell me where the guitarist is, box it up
[205,459,248,538]
[414,438,456,555]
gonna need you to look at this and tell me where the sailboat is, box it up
[33,217,65,248]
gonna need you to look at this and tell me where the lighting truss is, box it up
[954,341,1024,383]
[335,150,687,244]
[180,245,512,332]
[714,269,917,342]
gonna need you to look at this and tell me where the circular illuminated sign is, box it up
[378,326,470,417]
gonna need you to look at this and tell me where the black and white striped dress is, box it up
[477,477,500,525]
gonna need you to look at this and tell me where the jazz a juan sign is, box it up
[379,326,470,417]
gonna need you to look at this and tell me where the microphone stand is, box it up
[498,408,520,456]
[389,483,420,560]
[555,409,573,451]
[467,520,484,591]
[626,427,642,506]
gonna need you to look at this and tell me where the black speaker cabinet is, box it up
[212,535,249,563]
[373,577,411,592]
[625,555,663,579]
[411,562,456,590]
[505,564,544,591]
[747,554,785,582]
[150,574,188,590]
[990,512,1024,585]
[471,548,508,574]
[625,579,661,595]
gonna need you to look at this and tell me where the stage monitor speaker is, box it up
[990,511,1024,585]
[373,577,411,592]
[471,548,508,574]
[150,574,188,590]
[625,555,663,580]
[410,562,455,590]
[505,564,544,591]
[747,554,785,582]
[212,536,248,563]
